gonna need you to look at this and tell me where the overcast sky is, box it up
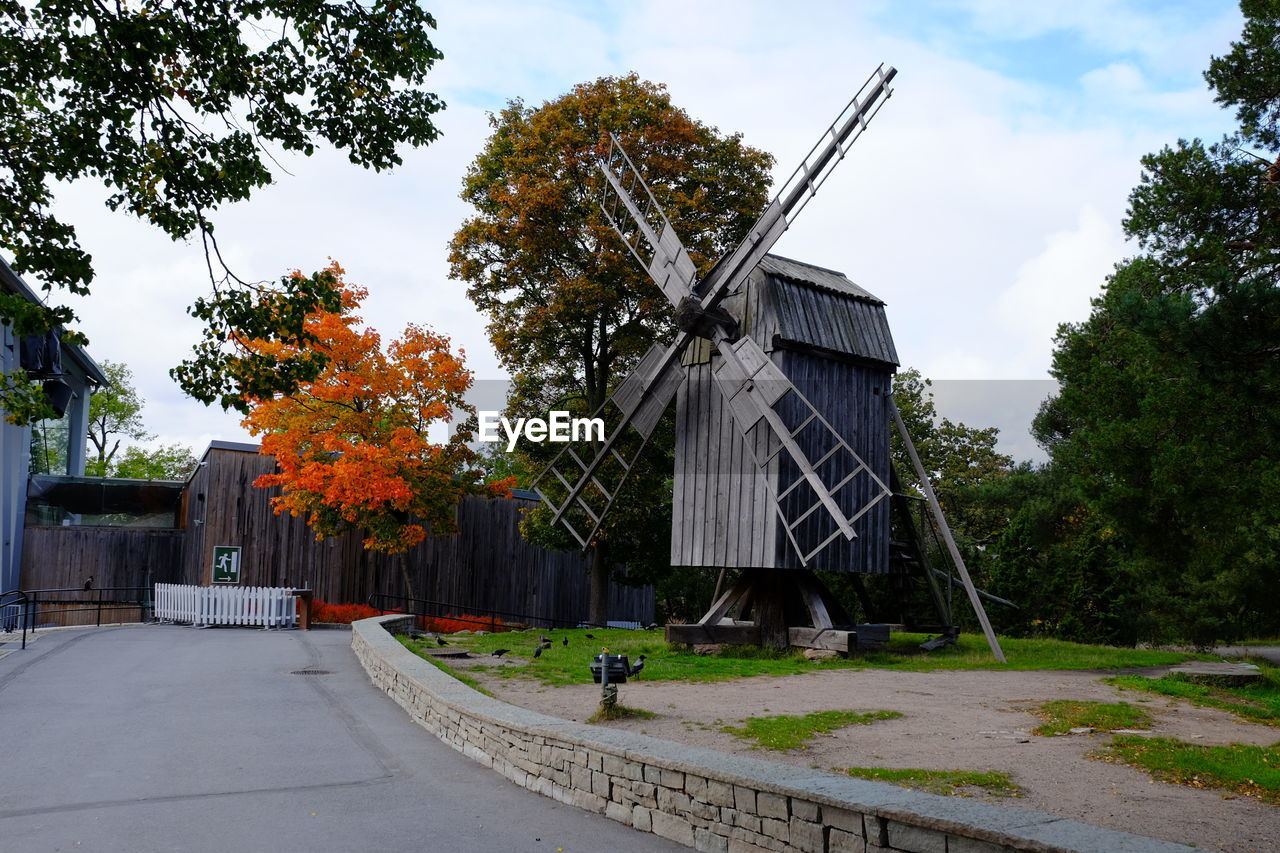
[45,0,1244,462]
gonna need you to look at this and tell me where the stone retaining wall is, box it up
[353,615,1193,853]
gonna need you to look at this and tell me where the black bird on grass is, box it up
[628,655,646,678]
[533,645,544,659]
[539,635,550,644]
[562,637,568,646]
[584,633,595,639]
[491,648,511,657]
[436,636,448,647]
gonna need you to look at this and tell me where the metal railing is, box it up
[366,592,647,633]
[0,586,153,650]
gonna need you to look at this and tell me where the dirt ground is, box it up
[452,658,1279,853]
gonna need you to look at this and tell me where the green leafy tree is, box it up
[449,75,773,624]
[978,463,1147,646]
[0,0,446,424]
[111,444,198,481]
[890,369,1013,551]
[86,361,152,476]
[82,360,197,479]
[475,443,533,489]
[1035,0,1280,644]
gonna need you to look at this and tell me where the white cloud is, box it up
[950,0,1240,74]
[1079,62,1219,122]
[995,204,1127,374]
[25,0,1246,455]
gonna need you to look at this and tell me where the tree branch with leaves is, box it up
[0,0,446,423]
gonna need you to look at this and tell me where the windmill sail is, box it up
[599,135,699,308]
[711,335,892,565]
[532,340,685,548]
[696,64,896,313]
[535,63,899,565]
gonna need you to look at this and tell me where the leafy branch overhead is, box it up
[241,262,512,554]
[173,265,345,413]
[0,0,446,421]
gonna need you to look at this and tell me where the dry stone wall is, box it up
[353,615,1193,853]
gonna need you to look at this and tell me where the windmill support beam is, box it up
[888,399,1007,663]
[667,568,888,653]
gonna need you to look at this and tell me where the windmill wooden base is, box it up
[665,568,903,653]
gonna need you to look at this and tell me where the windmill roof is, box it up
[755,254,898,367]
[758,254,884,303]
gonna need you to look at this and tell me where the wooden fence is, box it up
[18,527,183,625]
[20,526,185,591]
[178,447,654,626]
[18,446,655,629]
[155,583,298,628]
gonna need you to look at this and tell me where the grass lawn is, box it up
[396,636,494,697]
[1096,736,1280,804]
[721,709,902,751]
[1031,700,1153,736]
[1106,660,1280,727]
[841,767,1022,798]
[398,628,1209,687]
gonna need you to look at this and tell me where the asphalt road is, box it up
[0,625,685,853]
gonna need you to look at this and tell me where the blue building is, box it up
[1,258,109,596]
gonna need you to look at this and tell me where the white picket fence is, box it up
[154,583,298,628]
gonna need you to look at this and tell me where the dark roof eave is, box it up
[0,255,111,388]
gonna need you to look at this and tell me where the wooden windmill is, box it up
[533,66,1005,660]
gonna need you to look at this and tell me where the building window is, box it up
[29,417,71,475]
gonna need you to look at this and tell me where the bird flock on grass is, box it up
[407,627,649,677]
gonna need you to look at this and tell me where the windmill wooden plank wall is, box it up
[671,255,897,571]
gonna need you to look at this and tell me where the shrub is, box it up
[311,599,381,624]
[420,613,507,634]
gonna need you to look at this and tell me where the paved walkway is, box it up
[0,625,684,852]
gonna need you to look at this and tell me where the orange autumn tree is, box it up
[242,262,511,554]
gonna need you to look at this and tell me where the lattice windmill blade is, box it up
[549,64,897,558]
[534,127,703,549]
[696,64,897,314]
[599,134,699,311]
[711,335,893,566]
[532,340,686,548]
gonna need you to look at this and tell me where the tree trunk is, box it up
[588,542,609,627]
[399,552,417,605]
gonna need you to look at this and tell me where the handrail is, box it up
[366,592,648,633]
[1,588,30,649]
[0,586,153,650]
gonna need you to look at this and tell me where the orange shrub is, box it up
[420,613,507,634]
[311,599,381,624]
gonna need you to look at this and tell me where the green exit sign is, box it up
[212,546,242,584]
